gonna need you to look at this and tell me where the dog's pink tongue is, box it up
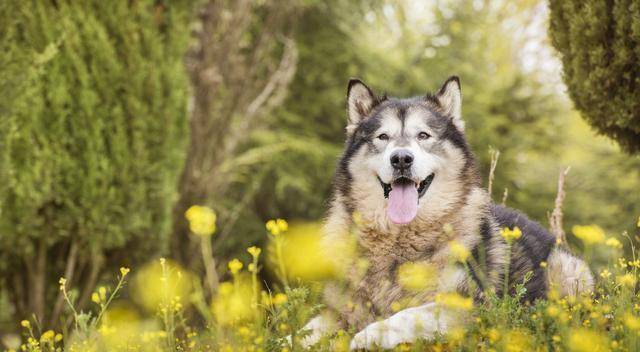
[387,182,418,224]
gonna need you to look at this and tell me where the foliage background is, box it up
[0,0,638,341]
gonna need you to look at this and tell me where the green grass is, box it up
[9,218,640,352]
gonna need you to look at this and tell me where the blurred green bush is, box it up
[549,0,640,153]
[0,0,192,325]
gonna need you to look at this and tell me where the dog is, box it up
[295,76,594,350]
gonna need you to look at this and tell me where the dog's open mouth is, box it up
[378,173,435,225]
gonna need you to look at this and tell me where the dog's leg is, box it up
[349,303,458,350]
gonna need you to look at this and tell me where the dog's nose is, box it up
[390,149,414,170]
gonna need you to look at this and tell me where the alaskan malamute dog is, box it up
[299,77,594,350]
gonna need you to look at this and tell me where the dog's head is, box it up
[339,76,476,226]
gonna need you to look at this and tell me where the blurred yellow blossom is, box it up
[247,246,261,258]
[131,259,193,313]
[500,227,522,243]
[503,329,531,352]
[624,313,640,330]
[572,225,606,245]
[487,328,500,343]
[546,305,559,317]
[449,241,470,262]
[185,205,217,237]
[20,320,30,328]
[397,261,436,291]
[616,273,636,288]
[568,328,608,352]
[605,238,623,249]
[266,218,288,235]
[212,280,253,326]
[40,330,55,341]
[270,222,338,281]
[272,293,288,305]
[228,259,243,275]
[435,292,473,310]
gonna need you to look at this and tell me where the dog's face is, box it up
[341,77,471,226]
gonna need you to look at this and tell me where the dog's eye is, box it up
[377,133,389,141]
[418,132,431,140]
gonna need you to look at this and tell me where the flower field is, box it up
[10,211,640,352]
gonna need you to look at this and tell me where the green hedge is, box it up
[0,0,191,324]
[549,0,640,153]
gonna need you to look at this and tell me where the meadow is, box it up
[1,0,639,351]
[11,209,640,352]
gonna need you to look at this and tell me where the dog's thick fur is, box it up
[300,77,593,350]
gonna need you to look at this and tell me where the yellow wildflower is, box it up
[599,269,611,279]
[449,241,470,262]
[568,328,608,352]
[91,292,101,304]
[637,215,640,227]
[20,320,30,328]
[212,280,253,326]
[447,327,465,343]
[500,227,522,243]
[58,277,66,291]
[546,305,559,317]
[40,330,55,341]
[618,257,628,268]
[54,334,63,342]
[503,329,531,352]
[616,273,636,288]
[397,262,436,291]
[605,238,623,249]
[540,261,547,268]
[272,293,288,305]
[185,205,217,237]
[228,259,243,275]
[266,218,288,236]
[237,326,251,337]
[435,292,473,311]
[487,328,500,343]
[120,267,130,276]
[624,313,640,331]
[572,225,606,245]
[247,246,261,258]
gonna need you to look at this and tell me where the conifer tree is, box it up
[549,0,640,153]
[0,0,191,325]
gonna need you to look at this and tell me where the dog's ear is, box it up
[435,76,463,131]
[347,78,377,133]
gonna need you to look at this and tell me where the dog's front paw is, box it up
[349,318,414,350]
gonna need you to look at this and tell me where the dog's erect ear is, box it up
[435,76,463,131]
[347,79,377,132]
